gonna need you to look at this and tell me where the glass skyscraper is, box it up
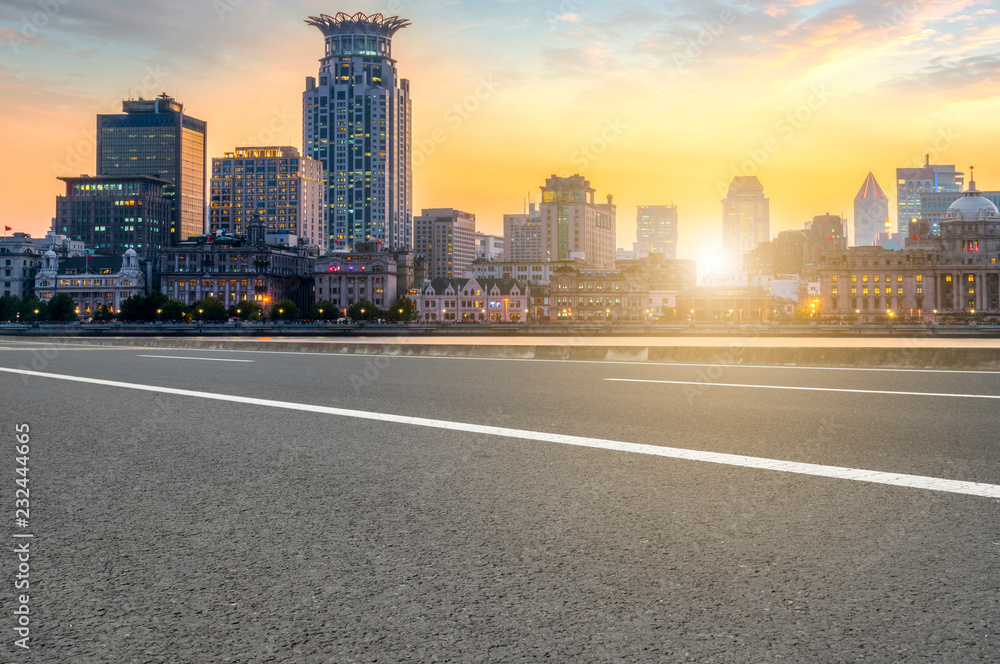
[896,156,963,236]
[97,95,207,244]
[303,12,413,253]
[637,205,679,259]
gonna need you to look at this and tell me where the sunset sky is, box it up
[2,0,999,268]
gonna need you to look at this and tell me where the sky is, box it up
[2,0,999,270]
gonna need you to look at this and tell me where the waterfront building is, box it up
[35,248,146,317]
[414,208,476,280]
[540,175,616,269]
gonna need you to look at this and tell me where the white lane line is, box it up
[137,355,254,363]
[5,342,1000,375]
[605,378,1000,400]
[1,366,998,500]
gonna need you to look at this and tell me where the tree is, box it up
[141,291,169,321]
[190,297,227,322]
[19,297,46,322]
[311,300,341,321]
[46,293,78,322]
[0,295,21,322]
[158,299,188,321]
[93,305,115,322]
[270,299,299,322]
[348,300,377,321]
[119,295,145,322]
[230,301,263,322]
[389,296,418,322]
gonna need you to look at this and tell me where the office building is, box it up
[475,232,504,261]
[897,156,963,235]
[920,190,1000,235]
[414,208,476,280]
[853,172,889,247]
[97,95,207,243]
[304,12,413,252]
[637,205,678,259]
[209,147,326,246]
[503,204,543,262]
[1,233,85,300]
[315,245,402,311]
[540,175,616,269]
[722,176,769,269]
[54,175,172,258]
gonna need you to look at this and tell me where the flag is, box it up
[3,226,10,232]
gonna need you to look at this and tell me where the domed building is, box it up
[818,176,1000,321]
[35,249,147,319]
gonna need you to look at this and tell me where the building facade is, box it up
[315,249,399,311]
[475,232,504,261]
[854,172,889,247]
[35,249,146,317]
[820,183,1000,320]
[414,208,476,280]
[303,12,413,252]
[98,95,207,243]
[54,175,172,259]
[540,175,616,269]
[637,205,679,259]
[1,233,84,300]
[503,204,543,262]
[209,147,326,246]
[467,258,585,286]
[920,190,1000,235]
[417,277,529,323]
[676,287,772,323]
[549,265,651,322]
[897,157,963,236]
[722,176,769,268]
[158,222,315,313]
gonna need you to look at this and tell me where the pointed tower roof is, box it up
[855,172,885,201]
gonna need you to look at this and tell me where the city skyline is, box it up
[2,0,998,272]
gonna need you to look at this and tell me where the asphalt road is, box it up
[1,341,998,663]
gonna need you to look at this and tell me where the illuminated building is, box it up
[722,176,769,269]
[303,12,413,252]
[504,204,543,262]
[417,277,529,323]
[314,246,401,311]
[210,147,326,246]
[35,248,146,317]
[54,175,172,258]
[896,156,963,236]
[97,95,207,243]
[820,178,1000,319]
[853,172,889,247]
[414,208,477,280]
[0,233,84,300]
[637,205,679,259]
[540,174,616,269]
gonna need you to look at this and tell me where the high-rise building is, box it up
[54,175,172,258]
[209,147,326,246]
[540,174,616,269]
[636,205,678,259]
[853,172,889,247]
[97,95,207,244]
[897,156,963,235]
[475,232,504,261]
[503,204,543,262]
[722,176,770,269]
[303,12,413,252]
[414,208,476,280]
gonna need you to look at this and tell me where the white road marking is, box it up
[137,355,254,363]
[3,341,1000,375]
[1,366,999,499]
[605,378,1000,399]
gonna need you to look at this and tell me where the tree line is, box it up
[0,292,419,324]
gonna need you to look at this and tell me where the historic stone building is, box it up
[819,182,1000,320]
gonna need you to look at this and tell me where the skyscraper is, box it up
[636,205,679,259]
[853,172,889,247]
[303,12,413,252]
[414,208,476,280]
[97,94,207,244]
[540,174,616,269]
[209,147,326,246]
[722,176,769,269]
[503,204,542,262]
[896,156,963,235]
